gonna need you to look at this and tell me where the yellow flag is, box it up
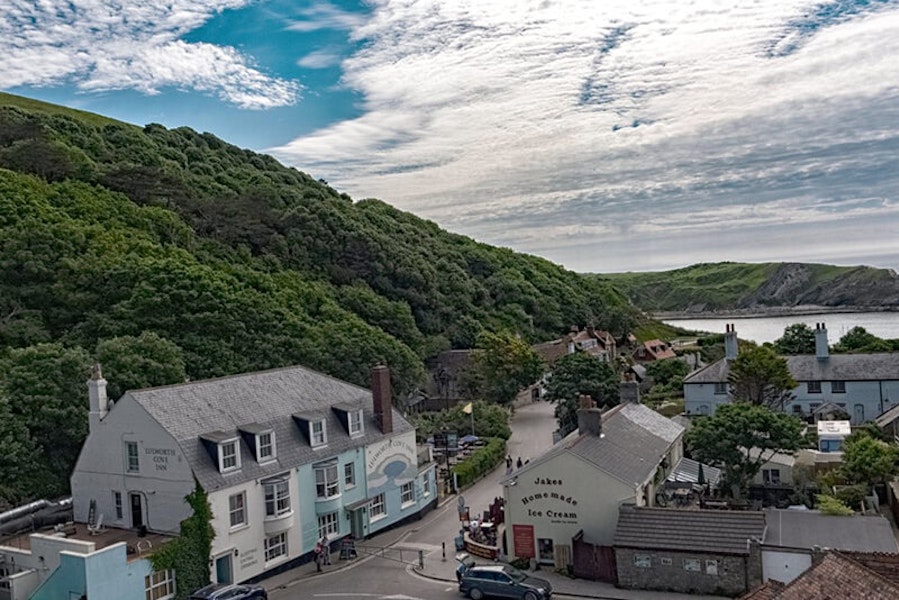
[462,402,473,414]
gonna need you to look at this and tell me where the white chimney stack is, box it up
[815,323,829,360]
[88,363,109,431]
[724,324,739,360]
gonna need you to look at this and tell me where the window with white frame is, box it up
[113,491,123,520]
[400,481,415,506]
[263,476,291,517]
[257,431,275,462]
[831,380,846,394]
[762,469,781,485]
[348,409,363,436]
[264,532,287,562]
[315,461,340,499]
[683,558,701,572]
[219,440,240,472]
[126,441,139,472]
[713,382,727,395]
[145,569,176,600]
[344,462,356,488]
[807,381,822,394]
[370,493,386,519]
[310,420,327,447]
[318,511,339,539]
[634,554,651,568]
[229,492,246,528]
[422,474,431,497]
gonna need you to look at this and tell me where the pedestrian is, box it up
[516,456,523,469]
[314,543,323,572]
[320,536,331,565]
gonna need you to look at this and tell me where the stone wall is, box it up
[615,547,757,596]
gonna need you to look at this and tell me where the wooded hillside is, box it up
[0,96,633,503]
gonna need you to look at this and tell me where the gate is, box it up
[571,530,617,583]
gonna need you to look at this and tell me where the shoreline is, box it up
[651,305,899,320]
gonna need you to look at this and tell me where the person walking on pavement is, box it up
[516,456,523,469]
[319,536,331,565]
[314,541,323,572]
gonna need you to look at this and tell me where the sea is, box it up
[661,312,899,345]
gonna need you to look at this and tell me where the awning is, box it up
[667,457,721,487]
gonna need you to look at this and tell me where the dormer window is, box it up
[219,439,240,473]
[349,409,363,436]
[311,420,327,447]
[257,431,276,462]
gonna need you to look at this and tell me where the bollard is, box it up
[418,549,424,569]
[442,541,446,561]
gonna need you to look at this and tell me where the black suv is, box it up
[458,557,552,600]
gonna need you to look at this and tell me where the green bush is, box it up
[815,494,854,516]
[834,485,868,511]
[452,437,506,488]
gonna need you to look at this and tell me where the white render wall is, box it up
[761,549,812,584]
[70,395,194,533]
[503,451,635,560]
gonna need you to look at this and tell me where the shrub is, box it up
[452,437,506,488]
[834,485,868,511]
[815,494,854,516]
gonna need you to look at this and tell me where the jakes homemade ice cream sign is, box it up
[366,431,418,493]
[519,477,579,524]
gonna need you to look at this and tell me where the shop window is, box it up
[145,569,175,600]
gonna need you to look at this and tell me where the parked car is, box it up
[457,557,552,600]
[189,583,268,600]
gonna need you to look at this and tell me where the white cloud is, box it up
[271,0,899,272]
[285,1,368,32]
[297,48,343,69]
[0,0,299,109]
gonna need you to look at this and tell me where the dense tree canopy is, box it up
[773,323,816,355]
[728,346,797,410]
[834,326,892,353]
[544,352,619,436]
[465,332,543,405]
[686,403,805,497]
[840,430,899,488]
[0,100,639,503]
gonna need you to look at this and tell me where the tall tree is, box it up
[840,431,899,488]
[0,343,93,497]
[773,323,816,355]
[544,352,619,436]
[0,393,41,505]
[466,331,542,405]
[728,346,796,410]
[686,403,805,497]
[94,331,187,400]
[834,326,891,353]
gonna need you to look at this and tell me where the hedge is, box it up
[452,437,507,488]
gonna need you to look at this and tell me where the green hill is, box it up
[0,94,639,502]
[600,262,899,313]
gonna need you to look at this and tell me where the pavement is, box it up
[262,492,728,600]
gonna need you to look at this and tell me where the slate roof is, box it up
[566,403,683,486]
[614,505,766,554]
[128,364,413,491]
[504,403,684,488]
[685,353,899,384]
[875,403,899,427]
[762,510,899,553]
[747,552,899,600]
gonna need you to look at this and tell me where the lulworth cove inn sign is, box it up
[519,478,579,523]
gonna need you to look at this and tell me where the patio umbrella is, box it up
[459,434,479,445]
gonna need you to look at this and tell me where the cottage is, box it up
[67,363,436,591]
[501,386,684,579]
[684,324,899,423]
[614,505,766,596]
[760,509,899,584]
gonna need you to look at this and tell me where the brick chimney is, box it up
[724,324,738,360]
[577,395,602,437]
[620,375,640,404]
[815,323,830,360]
[88,363,109,432]
[371,365,393,434]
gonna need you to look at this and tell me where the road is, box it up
[271,400,561,600]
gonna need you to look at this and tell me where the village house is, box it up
[683,324,899,423]
[613,505,766,596]
[20,363,440,599]
[632,339,676,363]
[500,383,684,582]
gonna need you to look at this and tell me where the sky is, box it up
[3,0,899,274]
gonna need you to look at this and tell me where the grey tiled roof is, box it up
[614,506,766,554]
[515,403,684,488]
[762,509,899,553]
[128,364,413,491]
[685,354,899,385]
[666,457,722,486]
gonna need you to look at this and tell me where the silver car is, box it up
[458,561,552,600]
